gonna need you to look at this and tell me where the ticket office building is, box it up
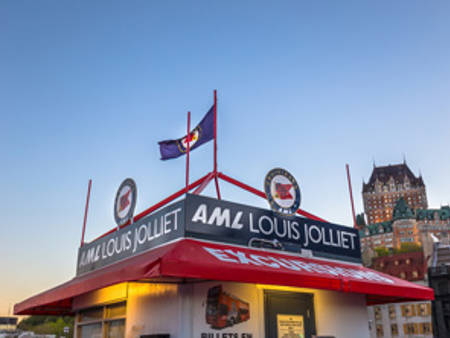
[15,196,434,338]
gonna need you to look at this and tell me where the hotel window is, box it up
[401,304,416,317]
[374,306,382,321]
[417,303,431,316]
[390,323,398,336]
[420,322,432,334]
[403,323,418,335]
[77,302,126,338]
[376,324,384,337]
[388,305,396,319]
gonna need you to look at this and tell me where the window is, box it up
[420,322,432,334]
[374,306,382,321]
[376,324,384,337]
[412,270,419,278]
[390,323,398,336]
[401,304,416,317]
[403,323,418,335]
[417,303,431,316]
[388,305,396,319]
[77,302,126,338]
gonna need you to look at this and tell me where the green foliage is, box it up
[394,242,422,254]
[18,316,74,337]
[374,246,390,257]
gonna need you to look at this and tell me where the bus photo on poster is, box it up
[206,285,250,329]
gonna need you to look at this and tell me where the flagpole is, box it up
[186,111,191,193]
[213,89,221,199]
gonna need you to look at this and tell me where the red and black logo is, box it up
[264,168,301,216]
[114,178,137,226]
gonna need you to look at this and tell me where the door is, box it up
[264,290,316,338]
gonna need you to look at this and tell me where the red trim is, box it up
[15,239,434,315]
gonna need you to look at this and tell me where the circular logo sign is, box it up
[114,178,137,226]
[264,168,301,216]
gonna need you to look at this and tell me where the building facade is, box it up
[367,300,433,337]
[360,199,450,255]
[428,240,450,337]
[362,163,427,224]
[367,251,433,337]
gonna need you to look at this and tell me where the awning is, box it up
[15,238,434,315]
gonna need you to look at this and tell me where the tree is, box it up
[18,316,74,337]
[374,246,390,257]
[394,242,422,254]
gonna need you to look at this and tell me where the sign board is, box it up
[77,194,361,276]
[185,194,361,262]
[277,314,304,338]
[77,199,184,275]
[0,317,18,325]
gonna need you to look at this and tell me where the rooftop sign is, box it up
[77,194,361,276]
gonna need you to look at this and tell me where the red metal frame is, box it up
[193,172,215,195]
[80,179,92,247]
[84,90,330,244]
[213,89,221,199]
[186,111,191,192]
[91,173,211,242]
[218,172,327,222]
[346,164,357,228]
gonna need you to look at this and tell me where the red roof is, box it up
[15,239,434,315]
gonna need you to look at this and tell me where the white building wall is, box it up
[75,281,371,338]
[313,289,369,337]
[125,283,185,338]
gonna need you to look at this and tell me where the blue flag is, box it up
[158,105,215,160]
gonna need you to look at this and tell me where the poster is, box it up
[277,314,304,338]
[195,282,255,338]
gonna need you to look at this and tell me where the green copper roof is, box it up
[393,197,415,220]
[359,221,393,238]
[416,206,450,221]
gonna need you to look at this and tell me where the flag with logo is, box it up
[158,104,215,160]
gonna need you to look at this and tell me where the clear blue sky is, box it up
[2,0,450,315]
